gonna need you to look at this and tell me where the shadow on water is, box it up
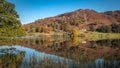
[0,37,120,68]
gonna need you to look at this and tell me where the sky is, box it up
[7,0,120,24]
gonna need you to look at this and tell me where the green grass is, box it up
[78,31,120,41]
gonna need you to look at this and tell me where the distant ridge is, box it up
[23,9,120,33]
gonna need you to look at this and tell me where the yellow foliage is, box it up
[72,36,79,44]
[72,27,79,37]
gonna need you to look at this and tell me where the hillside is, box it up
[104,10,120,23]
[23,9,120,33]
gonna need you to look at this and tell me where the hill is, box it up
[23,9,120,33]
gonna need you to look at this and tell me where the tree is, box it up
[0,0,21,27]
[111,24,120,33]
[96,24,119,33]
[72,27,79,37]
[89,25,95,31]
[0,0,25,36]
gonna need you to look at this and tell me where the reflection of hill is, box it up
[0,47,25,67]
[43,39,120,62]
[0,37,120,62]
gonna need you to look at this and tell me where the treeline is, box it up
[96,24,120,33]
[24,21,120,34]
[24,22,80,34]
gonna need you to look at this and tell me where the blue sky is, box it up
[7,0,120,24]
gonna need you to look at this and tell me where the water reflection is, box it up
[0,37,120,68]
[96,39,120,48]
[0,46,25,68]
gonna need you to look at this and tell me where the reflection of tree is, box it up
[89,41,96,48]
[0,38,13,45]
[0,48,25,68]
[0,37,120,64]
[96,39,120,48]
[46,39,120,63]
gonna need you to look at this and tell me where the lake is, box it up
[0,36,120,68]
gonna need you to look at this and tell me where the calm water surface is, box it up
[0,37,120,68]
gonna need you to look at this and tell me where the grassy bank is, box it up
[79,31,120,41]
[26,31,120,40]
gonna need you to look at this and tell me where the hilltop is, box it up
[23,9,120,33]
